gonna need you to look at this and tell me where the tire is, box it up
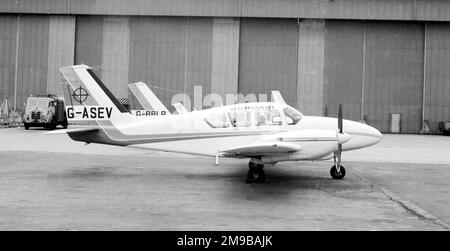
[49,120,56,130]
[246,165,266,183]
[24,123,29,130]
[256,168,266,182]
[330,165,346,179]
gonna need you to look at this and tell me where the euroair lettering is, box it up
[67,106,113,120]
[132,110,168,117]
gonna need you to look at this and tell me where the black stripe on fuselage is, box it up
[86,69,129,113]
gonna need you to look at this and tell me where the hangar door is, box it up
[424,24,450,133]
[128,17,213,110]
[0,16,17,110]
[324,21,364,122]
[364,22,423,133]
[238,19,298,106]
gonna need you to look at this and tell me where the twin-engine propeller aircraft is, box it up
[57,64,382,183]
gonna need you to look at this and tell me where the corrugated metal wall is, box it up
[101,16,130,97]
[6,0,450,22]
[128,17,213,111]
[2,12,450,135]
[68,0,239,17]
[364,22,424,133]
[323,20,363,122]
[297,19,325,116]
[17,15,50,112]
[74,16,103,77]
[46,16,75,96]
[0,15,17,108]
[211,18,240,103]
[128,17,186,109]
[417,0,450,21]
[238,18,298,106]
[185,18,213,110]
[241,0,415,20]
[424,23,450,133]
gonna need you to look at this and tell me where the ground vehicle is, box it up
[23,95,68,130]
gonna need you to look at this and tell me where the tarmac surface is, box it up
[0,128,449,230]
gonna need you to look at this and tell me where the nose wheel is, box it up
[330,164,346,179]
[246,161,266,183]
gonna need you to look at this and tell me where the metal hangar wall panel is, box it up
[238,18,298,106]
[128,16,213,111]
[364,21,423,133]
[17,15,50,112]
[0,15,17,108]
[323,20,364,122]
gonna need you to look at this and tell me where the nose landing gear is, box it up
[330,155,346,179]
[330,103,347,180]
[246,161,266,183]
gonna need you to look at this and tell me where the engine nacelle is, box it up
[261,140,337,163]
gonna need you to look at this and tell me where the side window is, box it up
[204,113,230,128]
[283,106,303,125]
[255,109,282,126]
[228,111,252,127]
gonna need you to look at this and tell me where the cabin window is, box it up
[228,111,252,127]
[283,106,303,125]
[255,109,282,126]
[204,113,230,128]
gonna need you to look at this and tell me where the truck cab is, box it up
[23,95,68,130]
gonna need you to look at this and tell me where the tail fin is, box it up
[271,91,286,104]
[128,82,171,114]
[59,64,131,124]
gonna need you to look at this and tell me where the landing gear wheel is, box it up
[49,120,57,130]
[330,165,346,179]
[246,163,266,183]
[24,123,29,130]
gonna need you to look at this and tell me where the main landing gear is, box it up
[246,160,266,183]
[330,156,346,179]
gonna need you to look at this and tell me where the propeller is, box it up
[338,103,343,134]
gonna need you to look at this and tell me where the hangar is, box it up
[1,0,450,133]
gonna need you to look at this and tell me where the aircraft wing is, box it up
[221,142,301,157]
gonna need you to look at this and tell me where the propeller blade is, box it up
[338,103,343,133]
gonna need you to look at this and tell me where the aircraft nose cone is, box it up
[367,124,382,138]
[339,119,382,150]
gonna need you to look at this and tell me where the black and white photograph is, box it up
[1,0,450,238]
